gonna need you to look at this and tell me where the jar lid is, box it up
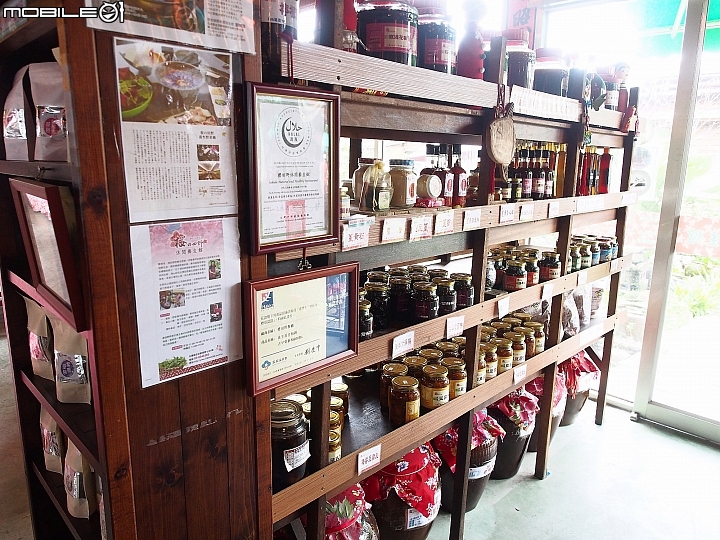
[522,248,540,256]
[409,272,429,283]
[364,282,389,292]
[330,396,344,408]
[270,400,304,427]
[356,0,418,14]
[507,260,525,268]
[491,337,512,347]
[390,276,412,287]
[514,326,535,336]
[480,342,498,353]
[428,268,449,277]
[332,382,348,393]
[389,159,415,167]
[302,402,312,414]
[329,431,340,444]
[512,312,532,320]
[431,277,446,285]
[504,331,525,343]
[451,336,466,346]
[367,270,389,280]
[523,257,538,264]
[285,393,307,405]
[502,317,522,326]
[441,358,465,371]
[392,375,419,389]
[524,321,543,329]
[407,264,428,274]
[490,321,511,330]
[403,356,428,368]
[449,272,472,282]
[330,410,341,424]
[359,299,372,311]
[419,349,444,362]
[358,157,377,165]
[481,325,497,334]
[436,278,455,288]
[413,282,437,292]
[542,251,558,258]
[383,362,409,376]
[436,341,459,353]
[389,268,409,276]
[422,364,448,378]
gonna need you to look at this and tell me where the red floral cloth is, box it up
[432,409,506,473]
[558,351,599,398]
[361,444,441,518]
[490,388,540,431]
[324,484,368,539]
[526,372,568,410]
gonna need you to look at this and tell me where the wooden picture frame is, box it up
[244,263,359,395]
[247,83,340,255]
[9,178,86,331]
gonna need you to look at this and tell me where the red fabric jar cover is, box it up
[489,388,540,431]
[324,484,369,540]
[361,444,441,518]
[526,371,567,409]
[432,409,505,473]
[558,350,599,398]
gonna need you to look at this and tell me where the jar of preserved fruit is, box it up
[271,400,309,493]
[524,257,539,287]
[388,159,418,208]
[539,251,562,282]
[524,321,545,354]
[331,382,350,417]
[389,376,420,428]
[360,160,393,211]
[490,256,506,289]
[407,264,427,275]
[502,316,522,329]
[285,393,307,407]
[512,312,533,325]
[329,410,342,440]
[417,7,456,74]
[504,260,527,291]
[451,336,466,349]
[450,273,474,309]
[514,326,536,359]
[420,365,450,413]
[409,272,428,286]
[381,363,408,416]
[428,268,448,281]
[330,396,345,430]
[442,358,467,399]
[475,344,487,384]
[328,431,342,463]
[436,341,460,358]
[353,157,377,205]
[389,268,409,278]
[579,243,592,269]
[359,287,367,303]
[480,325,497,341]
[413,282,439,323]
[389,277,413,326]
[569,245,582,272]
[522,248,541,260]
[589,241,601,266]
[359,300,374,342]
[437,279,457,315]
[490,321,512,338]
[492,338,513,374]
[482,342,498,381]
[402,355,428,380]
[366,271,390,285]
[419,348,443,365]
[598,240,613,263]
[365,282,390,330]
[356,0,419,66]
[504,332,526,366]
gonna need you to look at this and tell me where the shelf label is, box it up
[382,217,407,243]
[622,191,638,206]
[576,197,604,213]
[513,364,528,384]
[342,220,371,251]
[548,201,560,218]
[406,489,441,529]
[358,444,382,474]
[434,210,454,235]
[610,259,620,273]
[577,270,588,286]
[468,457,496,479]
[409,215,433,242]
[542,283,554,302]
[497,296,510,318]
[499,203,515,224]
[392,331,415,358]
[446,315,465,338]
[519,203,534,222]
[463,208,482,231]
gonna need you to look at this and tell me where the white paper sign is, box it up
[513,364,527,384]
[342,223,370,251]
[576,197,603,213]
[409,215,434,242]
[463,208,482,231]
[284,440,310,471]
[468,457,496,479]
[446,316,465,338]
[406,489,441,529]
[499,204,515,223]
[542,283,554,302]
[610,259,620,272]
[577,271,588,286]
[622,191,638,205]
[358,444,382,474]
[382,218,407,243]
[392,331,415,358]
[519,203,534,221]
[497,296,510,318]
[548,201,560,218]
[434,210,455,235]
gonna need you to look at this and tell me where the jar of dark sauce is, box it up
[271,400,308,493]
[357,0,419,66]
[417,7,456,74]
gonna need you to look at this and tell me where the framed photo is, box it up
[244,263,359,395]
[9,178,86,330]
[247,83,340,255]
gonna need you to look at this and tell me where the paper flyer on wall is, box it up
[130,217,242,387]
[86,0,254,54]
[114,37,238,223]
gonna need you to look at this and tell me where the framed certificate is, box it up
[9,178,86,331]
[247,83,340,255]
[244,263,359,395]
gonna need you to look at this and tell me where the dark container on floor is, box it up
[372,490,436,540]
[488,409,533,480]
[527,408,563,453]
[560,389,590,426]
[440,436,498,512]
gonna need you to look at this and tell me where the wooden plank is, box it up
[0,160,75,182]
[254,393,274,539]
[514,115,573,143]
[533,362,558,480]
[588,108,624,130]
[306,382,331,540]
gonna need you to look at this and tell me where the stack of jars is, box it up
[567,234,618,273]
[487,246,562,292]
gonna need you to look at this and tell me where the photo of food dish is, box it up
[198,162,221,180]
[197,144,220,161]
[210,302,222,322]
[122,0,206,34]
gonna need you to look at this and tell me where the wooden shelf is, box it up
[22,372,101,472]
[0,160,75,182]
[0,17,57,56]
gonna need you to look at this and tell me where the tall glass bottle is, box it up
[261,0,285,81]
[599,147,611,194]
[451,144,467,207]
[556,143,567,197]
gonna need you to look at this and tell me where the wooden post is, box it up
[305,382,331,540]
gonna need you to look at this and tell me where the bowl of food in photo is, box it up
[154,61,205,103]
[118,67,154,120]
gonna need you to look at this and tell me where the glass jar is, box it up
[505,332,526,366]
[539,251,562,282]
[389,268,409,278]
[524,321,545,354]
[437,279,457,315]
[353,157,377,205]
[510,177,522,202]
[407,264,427,275]
[388,277,413,326]
[512,312,532,325]
[532,48,569,96]
[271,400,308,493]
[475,344,487,384]
[340,186,351,220]
[302,402,312,424]
[285,393,307,407]
[330,396,345,430]
[504,260,527,291]
[402,355,428,380]
[328,431,342,463]
[603,76,621,110]
[427,268,448,281]
[482,342,498,381]
[514,327,536,359]
[492,338,513,374]
[609,236,619,259]
[579,243,592,270]
[413,282,439,323]
[522,248,540,259]
[381,363,408,416]
[417,7,456,74]
[389,376,420,428]
[501,316,522,329]
[409,273,429,287]
[388,159,418,208]
[331,382,350,418]
[365,282,390,330]
[360,160,393,211]
[329,410,342,440]
[420,364,450,413]
[589,241,601,266]
[417,173,443,199]
[524,257,539,287]
[359,300,374,342]
[490,256,506,289]
[366,270,390,285]
[359,287,367,303]
[480,325,497,341]
[418,348,443,365]
[598,241,613,263]
[442,358,467,399]
[490,321,512,338]
[569,245,582,272]
[450,273,474,309]
[451,336,466,349]
[507,48,536,88]
[356,0,419,66]
[436,341,460,359]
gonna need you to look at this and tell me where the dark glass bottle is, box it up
[359,300,374,341]
[417,7,456,74]
[451,273,474,309]
[389,277,413,326]
[365,282,390,330]
[413,282,439,323]
[260,0,285,81]
[271,400,308,493]
[356,0,419,66]
[437,279,457,315]
[599,148,611,194]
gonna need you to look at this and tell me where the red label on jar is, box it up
[365,23,417,54]
[539,266,550,282]
[456,290,473,308]
[443,172,453,197]
[423,38,456,67]
[505,275,527,291]
[527,270,539,287]
[456,173,468,196]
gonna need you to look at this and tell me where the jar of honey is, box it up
[492,338,514,374]
[331,382,350,417]
[482,343,498,381]
[513,326,536,359]
[381,363,408,416]
[524,321,545,354]
[329,431,341,463]
[490,321,512,338]
[442,358,467,400]
[436,341,460,359]
[330,396,345,430]
[505,332,526,366]
[402,355,428,380]
[451,272,475,309]
[389,376,420,428]
[418,348,444,365]
[420,365,450,413]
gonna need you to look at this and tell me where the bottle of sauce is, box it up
[599,147,611,194]
[441,144,454,206]
[260,0,285,81]
[456,16,484,80]
[451,144,468,207]
[556,143,567,197]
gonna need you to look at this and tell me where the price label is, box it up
[409,215,433,242]
[463,208,482,231]
[446,316,465,338]
[577,271,588,286]
[434,210,454,235]
[358,444,382,474]
[519,203,534,221]
[392,331,415,358]
[342,223,369,251]
[577,197,603,213]
[497,296,510,318]
[499,203,515,223]
[548,201,560,218]
[542,283,554,302]
[610,259,620,273]
[513,364,527,384]
[622,191,638,205]
[382,218,407,243]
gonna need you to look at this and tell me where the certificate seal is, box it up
[275,107,312,157]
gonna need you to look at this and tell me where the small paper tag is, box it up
[513,364,527,384]
[610,259,620,273]
[392,331,415,358]
[576,197,604,213]
[548,201,560,218]
[577,271,588,286]
[406,489,440,529]
[468,457,496,479]
[358,444,382,474]
[284,439,311,472]
[542,283,554,302]
[463,208,482,231]
[499,204,515,223]
[622,191,638,205]
[446,316,465,338]
[342,223,370,251]
[381,218,407,243]
[519,203,534,221]
[409,215,434,242]
[434,210,454,235]
[497,296,510,318]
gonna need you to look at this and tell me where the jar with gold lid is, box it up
[442,358,467,399]
[512,312,533,324]
[359,300,373,343]
[381,363,408,416]
[365,282,390,330]
[504,332,526,366]
[328,431,342,463]
[504,260,527,291]
[285,393,307,407]
[539,251,562,281]
[389,277,413,326]
[451,336,466,357]
[366,270,390,285]
[413,282,439,323]
[420,365,450,413]
[402,355,428,380]
[481,342,498,381]
[428,268,449,281]
[490,321,512,338]
[359,288,367,303]
[331,382,350,417]
[329,410,342,440]
[514,327,536,359]
[419,348,443,365]
[271,400,309,493]
[434,341,459,360]
[437,278,457,315]
[589,240,601,266]
[524,257,540,287]
[480,325,497,340]
[389,267,409,277]
[407,264,427,275]
[450,273,475,309]
[502,316,522,329]
[579,243,592,269]
[492,338,513,374]
[330,396,345,430]
[409,272,429,285]
[389,376,420,428]
[569,245,582,272]
[524,321,545,353]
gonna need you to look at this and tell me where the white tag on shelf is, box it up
[342,223,370,251]
[548,201,560,218]
[434,210,454,235]
[468,457,496,479]
[513,364,527,384]
[392,331,415,358]
[409,215,433,242]
[577,271,588,286]
[577,197,603,213]
[499,204,515,223]
[611,259,620,273]
[542,283,554,302]
[519,203,534,221]
[497,296,510,318]
[622,191,638,205]
[358,444,382,474]
[382,217,407,243]
[463,208,482,231]
[446,316,465,338]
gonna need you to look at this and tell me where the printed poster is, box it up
[130,217,242,387]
